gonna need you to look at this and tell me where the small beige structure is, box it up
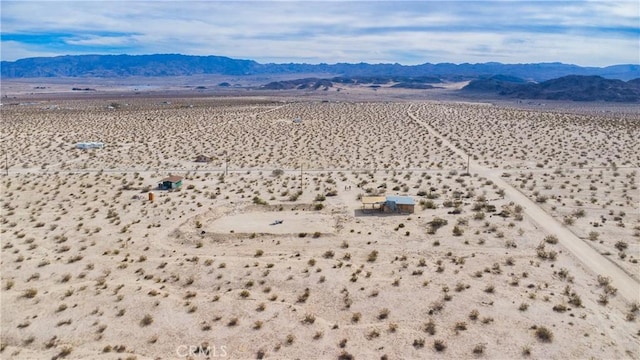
[361,196,386,212]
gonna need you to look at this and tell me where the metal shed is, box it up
[159,175,183,190]
[384,195,415,214]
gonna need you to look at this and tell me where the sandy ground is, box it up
[207,211,336,235]
[1,91,639,360]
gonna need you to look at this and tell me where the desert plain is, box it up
[1,83,639,360]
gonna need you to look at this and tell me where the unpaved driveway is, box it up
[407,105,640,302]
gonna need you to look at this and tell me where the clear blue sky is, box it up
[1,0,639,66]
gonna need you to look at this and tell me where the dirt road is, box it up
[408,104,640,302]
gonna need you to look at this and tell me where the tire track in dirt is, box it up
[407,104,639,302]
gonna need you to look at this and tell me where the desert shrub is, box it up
[535,195,548,203]
[22,288,37,299]
[469,309,479,320]
[4,280,14,290]
[302,313,316,324]
[455,322,467,331]
[423,320,436,335]
[597,275,611,287]
[598,294,609,305]
[420,199,436,209]
[54,346,73,359]
[388,323,398,333]
[544,235,558,244]
[568,293,582,307]
[428,217,448,234]
[326,189,338,197]
[552,304,567,312]
[351,312,361,323]
[413,338,425,349]
[573,209,586,218]
[366,329,380,340]
[615,241,628,251]
[433,339,447,351]
[252,196,268,205]
[296,288,310,303]
[473,211,486,220]
[140,314,153,327]
[378,308,389,320]
[473,343,486,354]
[535,326,553,342]
[367,250,378,262]
[285,334,295,345]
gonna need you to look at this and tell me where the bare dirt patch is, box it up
[206,210,336,235]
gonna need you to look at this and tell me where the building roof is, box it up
[162,176,184,183]
[385,195,415,205]
[194,154,212,162]
[361,196,386,205]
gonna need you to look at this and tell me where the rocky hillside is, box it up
[462,75,640,102]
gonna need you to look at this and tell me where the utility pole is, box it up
[467,154,470,175]
[225,154,228,176]
[300,164,303,191]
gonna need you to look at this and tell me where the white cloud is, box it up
[0,41,73,60]
[1,0,638,65]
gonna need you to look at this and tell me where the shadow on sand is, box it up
[353,209,412,217]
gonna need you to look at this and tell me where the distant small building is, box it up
[76,142,104,149]
[159,176,183,190]
[361,195,415,214]
[194,154,212,163]
[293,117,302,123]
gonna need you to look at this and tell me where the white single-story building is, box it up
[76,142,104,149]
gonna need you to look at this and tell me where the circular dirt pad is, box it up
[207,211,335,235]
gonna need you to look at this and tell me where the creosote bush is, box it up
[534,326,553,342]
[140,314,154,327]
[433,339,447,352]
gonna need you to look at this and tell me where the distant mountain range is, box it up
[2,54,639,82]
[461,75,640,102]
